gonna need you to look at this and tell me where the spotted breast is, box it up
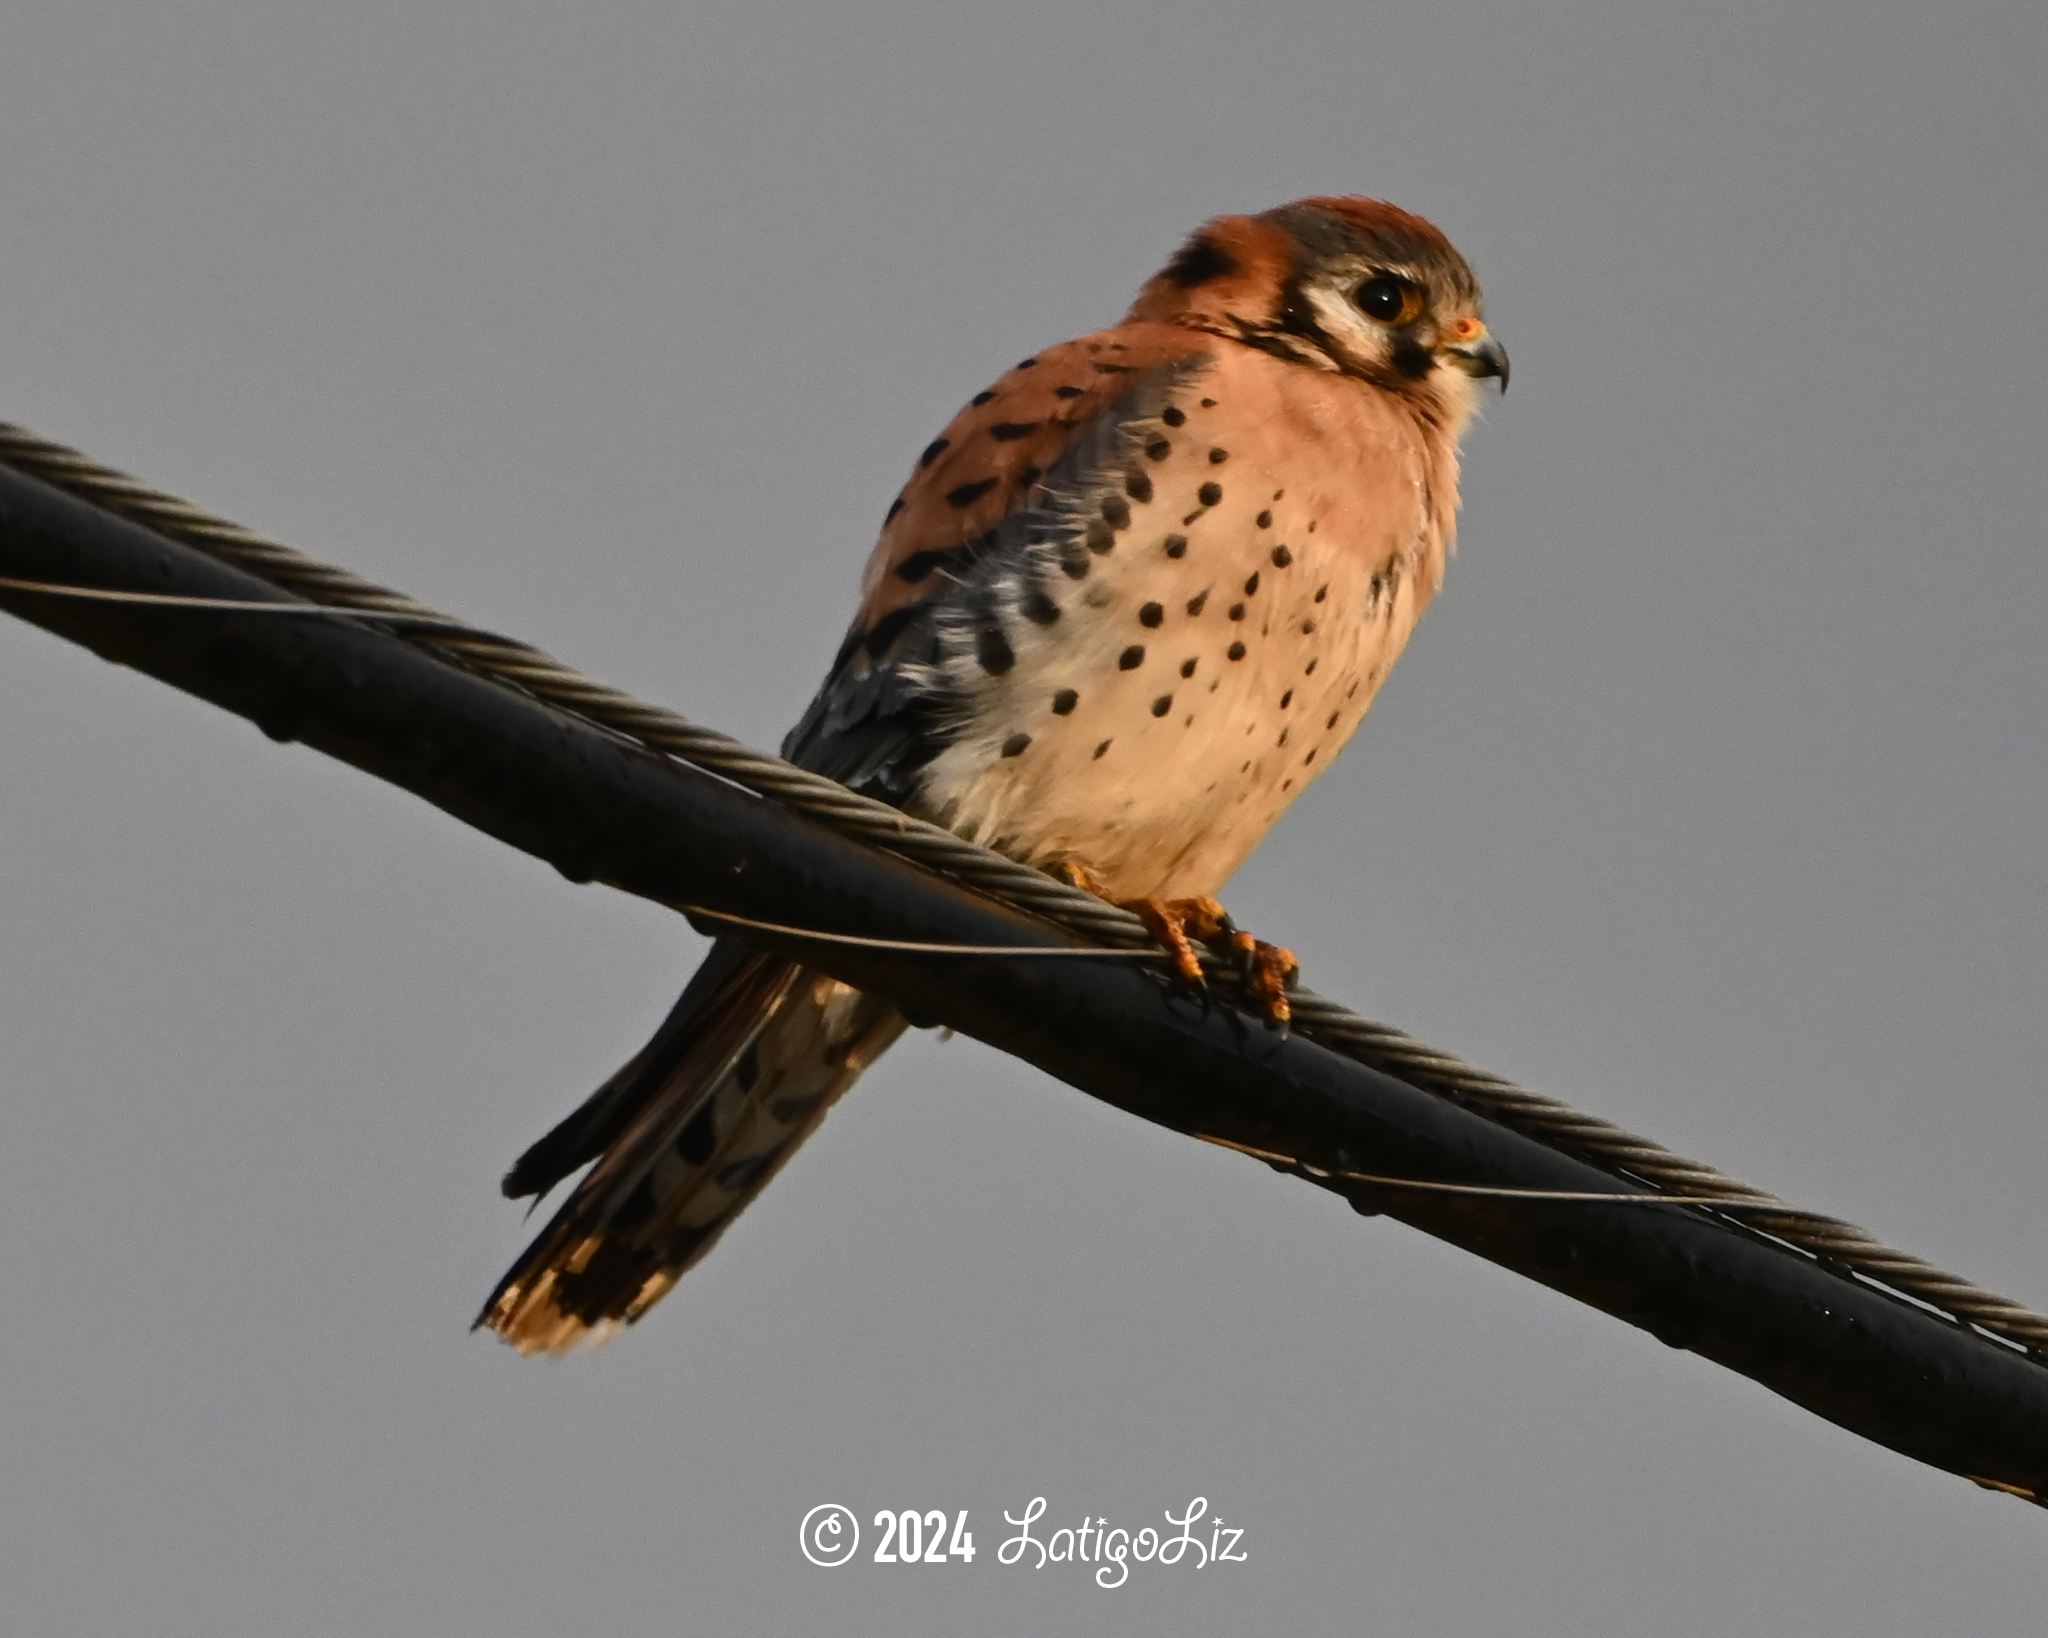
[806,327,1457,900]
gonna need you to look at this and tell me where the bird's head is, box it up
[1127,195,1507,425]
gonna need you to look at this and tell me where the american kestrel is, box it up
[481,196,1506,1352]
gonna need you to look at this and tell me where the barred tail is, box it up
[478,941,906,1354]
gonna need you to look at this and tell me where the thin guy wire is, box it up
[4,419,2044,1359]
[674,902,1167,956]
[1199,1136,1854,1208]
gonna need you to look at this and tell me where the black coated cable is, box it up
[4,420,2044,1359]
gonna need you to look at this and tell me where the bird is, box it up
[478,195,1507,1353]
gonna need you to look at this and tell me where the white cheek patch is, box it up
[1301,280,1394,376]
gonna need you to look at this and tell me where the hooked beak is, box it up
[1445,328,1510,393]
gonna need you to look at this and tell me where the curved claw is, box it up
[1122,895,1230,991]
[1116,896,1299,1028]
[1240,936,1300,1030]
[1046,866,1303,1029]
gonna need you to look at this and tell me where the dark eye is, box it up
[1354,275,1410,322]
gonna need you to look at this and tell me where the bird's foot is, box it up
[1226,923,1301,1029]
[1123,894,1234,990]
[1118,891,1303,1029]
[1047,857,1113,898]
[1045,862,1299,1028]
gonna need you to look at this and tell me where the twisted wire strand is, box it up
[5,419,2044,1358]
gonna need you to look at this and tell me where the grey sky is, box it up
[1,2,2044,1631]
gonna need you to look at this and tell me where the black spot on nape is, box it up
[1001,732,1032,757]
[1161,405,1187,427]
[1015,357,1039,369]
[1051,688,1078,715]
[920,438,950,468]
[1272,544,1293,567]
[1125,470,1154,503]
[989,422,1038,440]
[1151,695,1173,717]
[894,544,971,583]
[1243,572,1260,595]
[885,496,905,524]
[1145,436,1172,461]
[1208,447,1229,465]
[1200,397,1217,407]
[1186,588,1209,615]
[1163,534,1189,559]
[1198,481,1223,507]
[1138,602,1164,628]
[946,477,1000,508]
[1119,645,1146,670]
[977,627,1016,675]
[1179,657,1197,678]
[970,389,997,406]
[1228,641,1246,661]
[1228,602,1245,621]
[734,1042,761,1092]
[1054,384,1086,399]
[1059,542,1092,579]
[1021,589,1061,625]
[1094,739,1112,759]
[1257,510,1274,530]
[1165,233,1240,289]
[676,1102,718,1165]
[1100,495,1132,530]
